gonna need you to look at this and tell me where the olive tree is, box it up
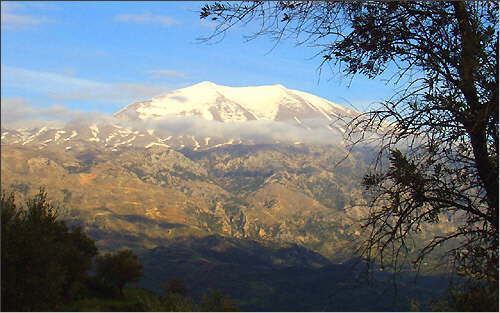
[198,0,498,288]
[1,189,98,311]
[96,249,144,296]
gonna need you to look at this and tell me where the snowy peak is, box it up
[2,82,360,151]
[114,82,357,123]
[193,81,218,87]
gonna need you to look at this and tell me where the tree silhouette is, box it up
[96,249,144,296]
[199,0,498,303]
[1,189,98,311]
[200,289,239,312]
[162,277,189,297]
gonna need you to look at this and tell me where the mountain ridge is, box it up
[1,82,356,150]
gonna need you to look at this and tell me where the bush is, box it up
[1,189,98,311]
[95,249,144,296]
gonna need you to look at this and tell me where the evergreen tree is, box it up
[1,189,98,311]
[200,289,239,312]
[95,249,144,296]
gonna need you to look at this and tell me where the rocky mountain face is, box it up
[0,142,372,260]
[1,82,456,263]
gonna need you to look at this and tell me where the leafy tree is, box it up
[162,277,189,297]
[431,283,499,312]
[136,277,238,312]
[1,188,98,311]
[199,289,239,312]
[96,249,144,296]
[199,0,498,306]
[162,292,196,312]
[160,277,195,311]
[60,226,101,299]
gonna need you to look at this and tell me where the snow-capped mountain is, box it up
[114,81,358,123]
[1,82,359,150]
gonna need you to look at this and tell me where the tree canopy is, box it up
[199,0,498,294]
[96,249,144,296]
[1,189,98,311]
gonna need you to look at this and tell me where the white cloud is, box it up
[115,13,179,27]
[1,2,52,30]
[147,69,188,79]
[1,98,350,145]
[2,66,168,103]
[125,116,345,145]
[0,98,88,129]
[0,97,125,130]
[61,68,78,76]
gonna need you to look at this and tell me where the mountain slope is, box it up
[137,234,450,311]
[1,82,456,263]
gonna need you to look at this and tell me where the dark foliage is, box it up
[199,0,497,288]
[199,289,239,312]
[96,249,144,296]
[1,189,98,311]
[162,277,190,297]
[431,282,499,312]
[199,1,498,309]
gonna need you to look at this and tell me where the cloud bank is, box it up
[127,116,345,145]
[0,98,112,129]
[2,66,168,103]
[115,13,180,27]
[1,2,52,30]
[1,98,347,145]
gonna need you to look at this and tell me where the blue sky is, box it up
[2,1,397,125]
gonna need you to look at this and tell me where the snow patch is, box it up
[211,139,235,148]
[105,134,116,143]
[89,125,99,137]
[54,130,67,141]
[65,131,78,141]
[190,136,200,150]
[145,142,170,148]
[113,135,136,147]
[117,129,133,135]
[22,127,49,145]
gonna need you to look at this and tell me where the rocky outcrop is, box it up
[0,142,456,261]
